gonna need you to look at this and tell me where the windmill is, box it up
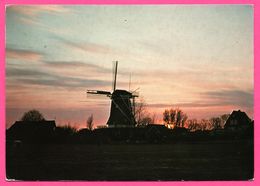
[86,61,138,128]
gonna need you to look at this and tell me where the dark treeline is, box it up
[6,121,253,145]
[6,109,253,145]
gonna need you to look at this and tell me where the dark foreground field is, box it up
[6,140,253,181]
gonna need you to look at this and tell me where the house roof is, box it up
[13,120,56,125]
[224,110,251,128]
[8,120,56,132]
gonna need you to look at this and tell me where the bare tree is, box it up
[134,98,146,125]
[135,98,154,126]
[139,115,153,125]
[169,108,176,124]
[163,108,188,128]
[181,114,188,128]
[163,109,170,124]
[21,109,45,122]
[200,119,211,130]
[210,117,222,130]
[176,109,186,127]
[86,114,94,131]
[186,119,200,131]
[151,113,157,124]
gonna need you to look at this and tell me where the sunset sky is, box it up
[6,5,253,129]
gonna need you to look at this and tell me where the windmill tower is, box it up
[87,61,138,128]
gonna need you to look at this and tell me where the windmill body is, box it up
[87,61,137,128]
[107,89,136,127]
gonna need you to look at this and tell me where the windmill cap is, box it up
[113,89,132,96]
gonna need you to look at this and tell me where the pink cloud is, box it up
[6,48,43,62]
[61,39,112,54]
[16,16,46,27]
[7,5,73,35]
[7,5,72,17]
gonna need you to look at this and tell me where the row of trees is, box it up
[133,98,231,131]
[20,106,230,132]
[185,115,230,131]
[162,108,230,131]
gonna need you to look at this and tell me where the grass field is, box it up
[6,139,253,181]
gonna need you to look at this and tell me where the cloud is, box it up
[42,60,111,74]
[56,37,111,54]
[147,102,223,108]
[147,89,253,109]
[19,77,110,89]
[7,5,72,17]
[6,67,49,77]
[6,67,112,89]
[16,17,46,27]
[6,48,43,62]
[41,60,131,81]
[133,64,253,92]
[7,5,73,34]
[202,89,253,108]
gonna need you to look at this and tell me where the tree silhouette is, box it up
[21,109,45,122]
[86,114,94,131]
[139,115,153,125]
[210,117,222,129]
[135,98,154,126]
[176,109,185,127]
[186,119,199,131]
[163,109,170,124]
[181,114,188,128]
[169,109,176,124]
[163,108,188,128]
[200,119,211,130]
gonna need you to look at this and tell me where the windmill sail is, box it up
[112,61,118,92]
[87,90,111,96]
